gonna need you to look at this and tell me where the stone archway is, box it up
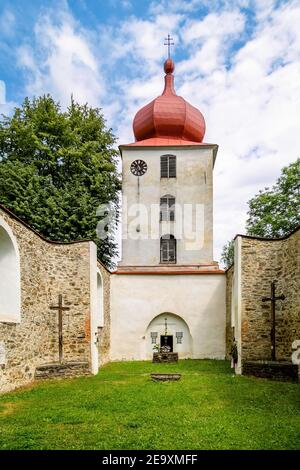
[146,312,192,359]
[0,218,21,323]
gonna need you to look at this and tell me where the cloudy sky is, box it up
[0,0,300,261]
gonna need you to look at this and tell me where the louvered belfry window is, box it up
[161,155,176,178]
[160,195,175,222]
[160,235,176,263]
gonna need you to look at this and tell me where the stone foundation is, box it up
[242,360,299,382]
[151,373,181,381]
[35,362,91,380]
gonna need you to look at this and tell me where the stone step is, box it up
[35,362,91,380]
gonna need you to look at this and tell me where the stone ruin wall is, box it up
[226,228,300,365]
[0,207,93,394]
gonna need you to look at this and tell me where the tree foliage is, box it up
[221,239,235,269]
[221,158,300,268]
[0,95,121,268]
[246,158,300,237]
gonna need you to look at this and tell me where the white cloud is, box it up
[14,0,300,262]
[174,1,300,259]
[0,80,17,116]
[0,80,5,104]
[17,8,104,108]
[0,9,15,37]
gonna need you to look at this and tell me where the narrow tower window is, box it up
[160,195,175,222]
[161,155,176,178]
[160,234,176,263]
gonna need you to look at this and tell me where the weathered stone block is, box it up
[152,352,178,363]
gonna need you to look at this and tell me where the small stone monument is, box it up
[153,345,178,363]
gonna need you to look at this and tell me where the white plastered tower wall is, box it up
[109,142,226,362]
[110,272,226,361]
[109,55,226,362]
[120,145,216,266]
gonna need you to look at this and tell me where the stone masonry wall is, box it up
[226,228,300,365]
[0,207,93,394]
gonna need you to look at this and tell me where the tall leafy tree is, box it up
[221,239,235,269]
[0,95,120,268]
[221,158,300,268]
[246,158,300,237]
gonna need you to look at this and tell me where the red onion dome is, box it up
[133,58,206,143]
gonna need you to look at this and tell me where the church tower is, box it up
[110,46,226,362]
[119,56,219,269]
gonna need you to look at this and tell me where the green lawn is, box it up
[0,360,299,450]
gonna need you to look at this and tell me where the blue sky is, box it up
[0,0,300,260]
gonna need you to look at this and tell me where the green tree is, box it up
[246,158,300,237]
[221,159,300,268]
[0,95,120,268]
[221,239,235,269]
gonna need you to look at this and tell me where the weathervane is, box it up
[164,34,174,58]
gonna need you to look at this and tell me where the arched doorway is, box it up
[0,218,21,323]
[146,312,192,359]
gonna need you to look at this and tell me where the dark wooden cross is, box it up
[164,34,174,58]
[50,294,70,363]
[262,281,285,361]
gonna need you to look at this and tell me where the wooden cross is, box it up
[50,294,70,363]
[262,281,285,361]
[164,34,174,58]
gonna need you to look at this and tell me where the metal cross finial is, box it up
[164,34,174,58]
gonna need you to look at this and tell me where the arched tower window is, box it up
[160,155,176,178]
[160,195,175,222]
[160,234,176,264]
[0,218,21,323]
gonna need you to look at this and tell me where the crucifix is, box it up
[262,281,285,361]
[50,294,70,363]
[164,34,174,58]
[157,317,176,336]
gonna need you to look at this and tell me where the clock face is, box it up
[130,159,147,176]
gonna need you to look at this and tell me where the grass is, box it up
[0,360,299,450]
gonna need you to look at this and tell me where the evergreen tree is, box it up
[0,95,120,268]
